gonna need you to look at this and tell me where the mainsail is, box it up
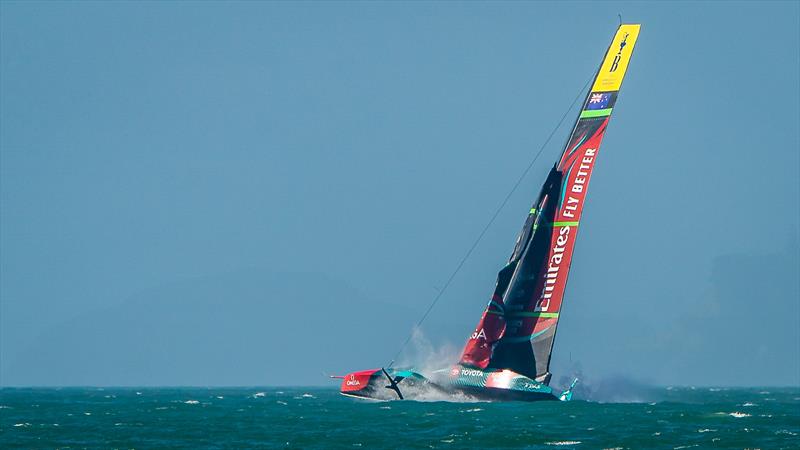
[459,24,641,383]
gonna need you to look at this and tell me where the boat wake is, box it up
[556,370,658,403]
[392,328,460,373]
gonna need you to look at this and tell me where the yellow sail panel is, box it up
[591,24,641,92]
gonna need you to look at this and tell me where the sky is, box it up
[1,1,798,387]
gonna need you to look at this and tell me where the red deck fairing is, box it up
[338,369,379,394]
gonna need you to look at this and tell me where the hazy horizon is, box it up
[2,2,798,388]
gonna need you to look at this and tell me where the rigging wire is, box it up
[386,75,593,368]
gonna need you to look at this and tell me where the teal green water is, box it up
[1,387,798,449]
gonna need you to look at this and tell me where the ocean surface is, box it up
[1,387,798,449]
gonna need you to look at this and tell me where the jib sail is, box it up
[459,24,640,383]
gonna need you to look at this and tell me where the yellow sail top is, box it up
[591,24,641,92]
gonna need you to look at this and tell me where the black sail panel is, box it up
[487,168,562,380]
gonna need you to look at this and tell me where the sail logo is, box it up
[609,32,629,72]
[345,374,361,386]
[563,148,596,217]
[535,225,571,312]
[470,328,487,340]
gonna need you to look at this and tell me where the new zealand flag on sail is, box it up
[584,92,616,110]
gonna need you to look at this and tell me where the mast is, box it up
[459,24,641,383]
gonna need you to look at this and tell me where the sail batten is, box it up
[459,24,640,382]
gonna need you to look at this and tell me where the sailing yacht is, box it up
[333,24,640,402]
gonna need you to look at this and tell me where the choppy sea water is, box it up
[1,387,798,449]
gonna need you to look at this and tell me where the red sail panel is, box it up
[458,293,507,369]
[536,118,608,318]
